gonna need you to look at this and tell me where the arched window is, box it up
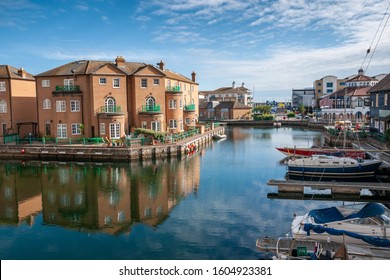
[105,97,116,112]
[356,111,363,122]
[0,100,7,113]
[146,97,155,111]
[43,99,51,109]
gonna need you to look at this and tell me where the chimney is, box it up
[115,56,125,67]
[232,81,236,88]
[241,82,245,88]
[358,68,364,76]
[157,60,164,70]
[191,71,196,82]
[18,67,26,78]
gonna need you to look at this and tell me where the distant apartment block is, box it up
[0,65,37,141]
[291,88,315,109]
[369,73,390,133]
[313,75,347,108]
[200,81,253,106]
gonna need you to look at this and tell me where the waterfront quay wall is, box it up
[0,126,224,162]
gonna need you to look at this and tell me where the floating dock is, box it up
[267,179,390,201]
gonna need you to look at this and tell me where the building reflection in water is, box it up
[0,156,200,235]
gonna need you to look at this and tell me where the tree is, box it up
[253,105,272,115]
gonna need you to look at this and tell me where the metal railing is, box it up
[184,104,196,111]
[55,85,81,92]
[98,105,122,113]
[141,105,161,112]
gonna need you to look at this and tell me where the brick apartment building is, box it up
[35,57,199,140]
[0,65,37,140]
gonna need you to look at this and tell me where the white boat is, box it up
[286,155,382,179]
[291,203,390,247]
[213,134,226,140]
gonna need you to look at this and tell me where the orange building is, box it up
[35,57,199,139]
[0,65,37,140]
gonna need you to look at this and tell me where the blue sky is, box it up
[1,0,390,101]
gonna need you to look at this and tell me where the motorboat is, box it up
[213,134,227,140]
[286,155,382,179]
[276,146,366,159]
[291,203,390,247]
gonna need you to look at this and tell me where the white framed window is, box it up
[110,123,120,139]
[179,99,183,109]
[56,100,66,112]
[0,100,7,113]
[57,124,67,138]
[151,121,161,131]
[64,79,74,90]
[169,119,177,129]
[153,79,159,85]
[42,80,50,87]
[141,79,147,88]
[0,82,5,91]
[70,100,80,112]
[100,123,105,135]
[141,121,147,129]
[113,78,120,88]
[43,99,51,109]
[105,97,116,112]
[169,99,176,109]
[71,123,82,135]
[179,119,183,131]
[99,78,106,85]
[185,118,190,125]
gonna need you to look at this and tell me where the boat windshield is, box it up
[380,209,390,225]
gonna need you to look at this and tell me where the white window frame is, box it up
[110,123,120,139]
[43,99,51,109]
[64,79,74,90]
[71,123,82,135]
[179,119,183,131]
[185,117,190,125]
[70,100,80,112]
[0,100,7,113]
[42,80,50,87]
[153,79,159,85]
[100,123,106,135]
[151,121,161,131]
[57,124,67,138]
[56,100,66,112]
[169,119,177,129]
[141,121,147,129]
[141,79,147,88]
[99,78,106,85]
[0,82,5,91]
[179,99,183,109]
[169,99,176,109]
[113,78,120,88]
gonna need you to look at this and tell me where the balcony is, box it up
[184,104,196,111]
[140,104,161,114]
[52,85,82,94]
[166,86,182,93]
[97,105,124,116]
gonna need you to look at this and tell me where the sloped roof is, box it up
[369,73,390,93]
[215,101,252,109]
[319,86,371,99]
[163,69,196,84]
[345,73,377,83]
[36,60,157,77]
[0,65,35,80]
[211,86,250,94]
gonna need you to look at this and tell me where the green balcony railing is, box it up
[166,86,182,93]
[141,104,161,112]
[184,104,196,111]
[55,85,81,92]
[99,105,122,113]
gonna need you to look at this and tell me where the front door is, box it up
[110,123,120,139]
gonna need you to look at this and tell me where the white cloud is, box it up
[74,4,89,11]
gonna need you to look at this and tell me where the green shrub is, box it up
[253,114,274,121]
[287,112,295,118]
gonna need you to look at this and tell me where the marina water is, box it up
[0,127,344,260]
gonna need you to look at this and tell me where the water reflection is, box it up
[0,156,201,235]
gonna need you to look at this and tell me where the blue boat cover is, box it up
[303,223,390,247]
[308,203,386,224]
